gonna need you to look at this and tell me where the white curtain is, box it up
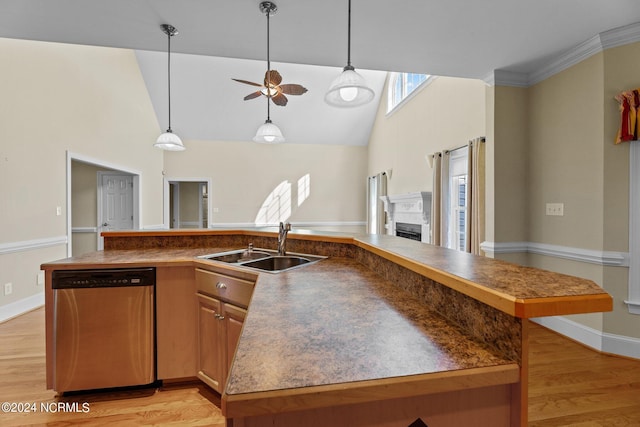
[430,153,442,246]
[366,172,387,235]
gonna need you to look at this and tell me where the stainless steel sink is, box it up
[198,248,326,273]
[241,256,311,272]
[204,249,273,264]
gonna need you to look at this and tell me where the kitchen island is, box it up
[41,229,612,427]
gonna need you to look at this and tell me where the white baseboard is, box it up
[532,316,640,360]
[0,292,45,323]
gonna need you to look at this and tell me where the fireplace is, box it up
[380,192,432,243]
[395,222,422,241]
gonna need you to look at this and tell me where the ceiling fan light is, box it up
[154,130,186,151]
[253,120,285,144]
[325,67,375,107]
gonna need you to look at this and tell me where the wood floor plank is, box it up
[2,308,640,426]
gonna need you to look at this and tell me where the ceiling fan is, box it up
[232,1,308,107]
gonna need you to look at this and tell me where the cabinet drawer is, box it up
[195,268,254,308]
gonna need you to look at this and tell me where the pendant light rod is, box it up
[266,5,271,122]
[161,24,178,132]
[155,24,185,150]
[346,0,352,69]
[260,1,277,119]
[324,0,374,107]
[266,3,271,73]
[255,2,284,143]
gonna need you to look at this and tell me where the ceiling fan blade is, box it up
[271,92,288,106]
[264,70,283,86]
[279,84,308,96]
[232,78,264,87]
[243,91,263,101]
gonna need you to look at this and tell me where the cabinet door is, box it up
[156,266,197,380]
[223,303,247,377]
[197,293,225,393]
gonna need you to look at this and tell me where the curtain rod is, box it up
[443,137,485,155]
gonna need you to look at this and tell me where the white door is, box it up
[99,174,134,248]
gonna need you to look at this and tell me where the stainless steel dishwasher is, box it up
[52,267,156,392]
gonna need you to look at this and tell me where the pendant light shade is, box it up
[155,130,184,151]
[253,119,285,144]
[253,1,285,143]
[325,0,374,108]
[325,65,374,107]
[154,24,185,151]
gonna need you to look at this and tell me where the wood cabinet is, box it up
[195,268,252,393]
[156,266,197,380]
[197,293,225,391]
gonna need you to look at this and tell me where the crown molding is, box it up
[484,70,529,88]
[490,21,640,88]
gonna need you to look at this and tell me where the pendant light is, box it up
[154,24,185,151]
[325,0,374,107]
[253,1,285,143]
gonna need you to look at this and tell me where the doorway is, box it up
[68,152,140,256]
[163,177,211,229]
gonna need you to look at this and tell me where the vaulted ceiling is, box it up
[2,0,640,145]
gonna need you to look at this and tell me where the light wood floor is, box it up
[1,308,639,426]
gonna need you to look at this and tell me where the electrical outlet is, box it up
[546,203,564,216]
[4,283,12,296]
[37,271,45,286]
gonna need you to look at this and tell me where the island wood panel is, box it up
[229,383,515,427]
[156,266,198,380]
[222,364,520,419]
[514,294,613,318]
[44,269,54,389]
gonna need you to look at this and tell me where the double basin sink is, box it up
[199,247,326,273]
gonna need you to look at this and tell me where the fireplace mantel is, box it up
[380,192,432,243]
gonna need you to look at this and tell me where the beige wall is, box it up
[528,54,605,250]
[368,76,486,194]
[179,182,202,228]
[163,140,367,226]
[492,86,529,246]
[601,42,640,337]
[71,161,100,256]
[498,43,640,338]
[0,38,163,310]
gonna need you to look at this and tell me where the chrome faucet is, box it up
[278,222,291,255]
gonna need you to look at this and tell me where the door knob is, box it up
[102,223,109,227]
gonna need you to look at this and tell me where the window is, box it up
[387,72,432,113]
[444,148,468,251]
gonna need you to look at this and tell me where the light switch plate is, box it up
[546,203,564,216]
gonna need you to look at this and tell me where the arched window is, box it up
[387,72,432,113]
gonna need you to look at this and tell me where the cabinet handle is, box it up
[218,316,225,320]
[216,282,227,290]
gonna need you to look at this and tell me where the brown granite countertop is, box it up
[224,256,517,395]
[353,234,610,317]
